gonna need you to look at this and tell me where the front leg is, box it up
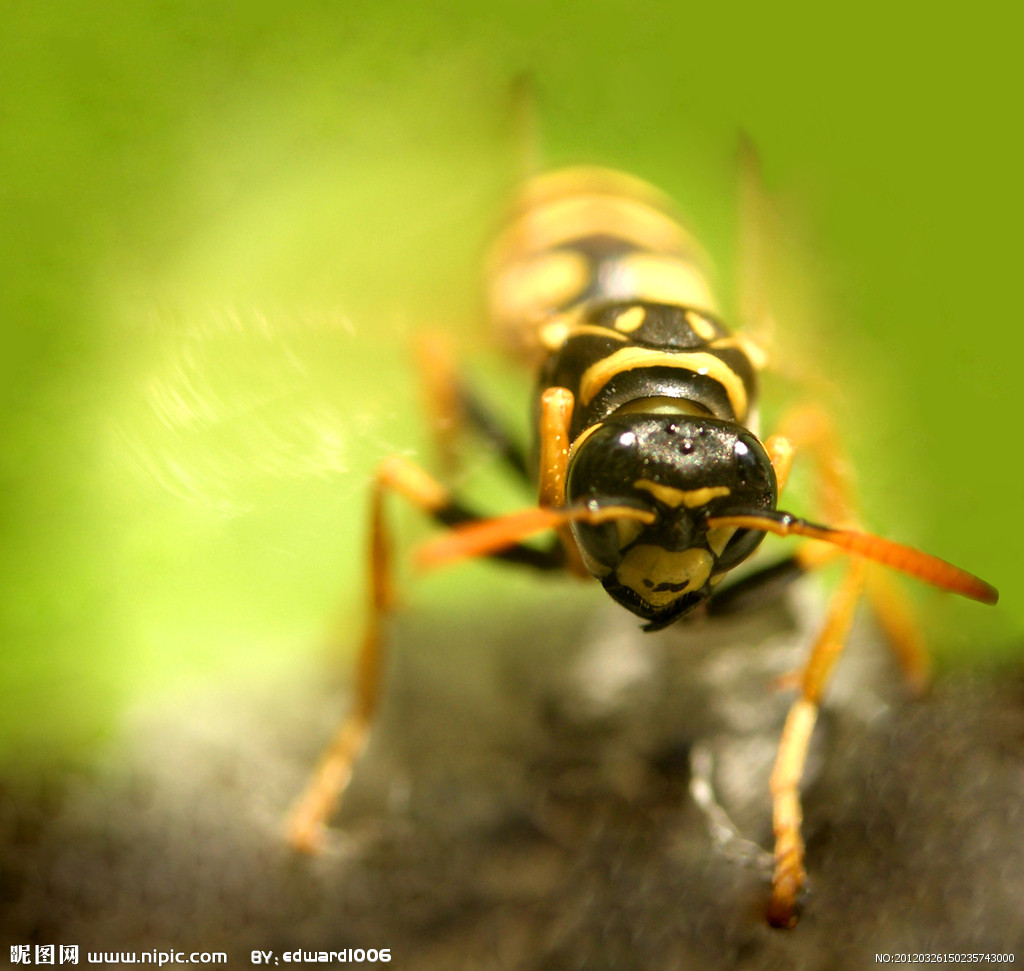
[766,557,867,927]
[286,456,563,853]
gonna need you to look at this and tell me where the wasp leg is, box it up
[285,473,393,854]
[765,404,930,687]
[706,424,837,615]
[537,386,590,577]
[286,456,564,854]
[287,385,610,850]
[419,386,592,575]
[415,332,463,471]
[760,405,932,926]
[767,557,868,928]
[864,568,930,695]
[416,332,530,481]
[768,404,856,525]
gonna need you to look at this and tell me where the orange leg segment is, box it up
[754,405,952,926]
[762,404,937,682]
[286,387,597,850]
[767,557,868,927]
[537,387,590,577]
[285,458,443,853]
[415,333,463,471]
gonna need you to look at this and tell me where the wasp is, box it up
[286,164,998,928]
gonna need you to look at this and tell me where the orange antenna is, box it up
[416,503,655,571]
[705,510,998,605]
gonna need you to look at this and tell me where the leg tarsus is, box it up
[865,568,931,695]
[767,559,867,927]
[286,709,372,853]
[286,479,392,852]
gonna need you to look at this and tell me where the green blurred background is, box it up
[2,0,1020,767]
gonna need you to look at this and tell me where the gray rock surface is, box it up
[2,587,1021,968]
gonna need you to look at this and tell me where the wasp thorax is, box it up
[565,412,778,629]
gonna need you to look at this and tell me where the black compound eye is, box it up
[567,413,776,512]
[570,520,620,576]
[565,421,661,577]
[714,528,765,571]
[570,510,651,577]
[565,412,779,587]
[566,423,644,507]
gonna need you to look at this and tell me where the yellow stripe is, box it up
[709,334,768,371]
[492,194,694,263]
[540,319,629,352]
[578,347,749,418]
[491,249,590,323]
[685,310,719,342]
[679,485,732,508]
[633,479,690,507]
[610,253,719,314]
[613,305,647,333]
[515,167,677,212]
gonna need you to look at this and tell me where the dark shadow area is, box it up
[2,589,1022,968]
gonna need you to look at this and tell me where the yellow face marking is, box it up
[615,545,714,608]
[706,526,737,557]
[579,347,749,419]
[681,485,731,508]
[614,305,647,333]
[615,517,645,550]
[538,321,571,350]
[612,253,718,314]
[632,480,732,509]
[633,479,688,507]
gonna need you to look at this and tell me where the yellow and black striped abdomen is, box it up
[488,167,720,360]
[537,300,759,440]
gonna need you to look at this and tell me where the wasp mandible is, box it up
[286,163,998,929]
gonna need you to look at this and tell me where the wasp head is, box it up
[565,412,777,630]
